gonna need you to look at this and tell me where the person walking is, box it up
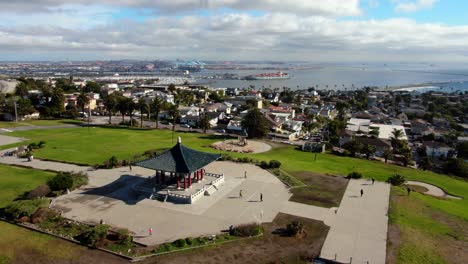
[244,171,247,179]
[372,178,375,184]
[360,189,364,197]
[407,187,411,196]
[239,190,243,198]
[129,164,132,171]
[149,227,153,236]
[260,193,263,202]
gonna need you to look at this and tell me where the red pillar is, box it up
[189,173,192,187]
[177,175,180,189]
[184,175,187,189]
[201,169,205,180]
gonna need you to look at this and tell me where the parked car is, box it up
[181,124,191,128]
[217,129,226,133]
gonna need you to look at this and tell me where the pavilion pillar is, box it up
[201,169,205,180]
[161,171,166,184]
[189,173,192,187]
[177,174,180,189]
[184,175,187,189]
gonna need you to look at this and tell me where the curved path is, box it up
[406,181,462,200]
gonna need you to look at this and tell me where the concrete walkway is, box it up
[0,152,392,262]
[0,124,78,133]
[406,180,462,200]
[320,179,390,264]
[0,151,91,173]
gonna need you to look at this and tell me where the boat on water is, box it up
[245,72,290,80]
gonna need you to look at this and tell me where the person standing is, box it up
[407,187,411,196]
[239,190,243,198]
[260,193,263,202]
[372,178,375,184]
[360,189,364,197]
[244,171,247,179]
[149,227,153,236]
[129,164,132,171]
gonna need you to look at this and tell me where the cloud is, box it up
[394,0,438,13]
[1,12,468,62]
[0,0,362,17]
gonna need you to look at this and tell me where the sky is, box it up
[0,0,467,63]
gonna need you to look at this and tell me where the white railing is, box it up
[211,173,225,186]
[204,172,223,178]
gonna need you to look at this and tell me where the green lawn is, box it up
[0,119,82,129]
[2,126,468,264]
[388,187,467,264]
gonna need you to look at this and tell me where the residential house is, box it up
[423,141,454,158]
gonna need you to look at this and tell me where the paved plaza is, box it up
[0,150,391,263]
[0,134,25,146]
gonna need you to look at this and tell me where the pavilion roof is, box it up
[136,139,221,173]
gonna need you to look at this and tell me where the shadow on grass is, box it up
[82,174,146,205]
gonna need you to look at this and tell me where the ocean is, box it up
[192,65,468,92]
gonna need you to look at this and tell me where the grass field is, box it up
[3,126,468,264]
[387,187,468,264]
[0,119,82,129]
[0,164,126,264]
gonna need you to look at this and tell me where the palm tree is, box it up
[77,92,89,120]
[390,128,404,149]
[137,97,149,128]
[168,104,180,132]
[151,97,164,128]
[103,93,119,124]
[199,113,210,133]
[126,99,136,125]
[383,148,393,164]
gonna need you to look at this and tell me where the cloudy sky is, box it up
[0,0,467,63]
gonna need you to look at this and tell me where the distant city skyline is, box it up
[1,0,467,63]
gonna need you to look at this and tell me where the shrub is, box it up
[26,184,51,199]
[71,172,89,189]
[229,223,262,237]
[47,173,74,191]
[31,208,59,224]
[346,171,363,179]
[185,237,193,246]
[173,238,187,248]
[115,229,133,246]
[269,160,281,169]
[286,221,305,237]
[108,156,119,168]
[79,224,109,247]
[260,161,269,169]
[4,199,49,220]
[387,174,406,186]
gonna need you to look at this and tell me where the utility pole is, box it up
[14,100,18,122]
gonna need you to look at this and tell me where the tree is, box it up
[15,82,29,98]
[16,98,35,117]
[456,141,468,160]
[390,128,405,151]
[400,146,412,167]
[151,97,164,128]
[168,104,180,132]
[383,148,393,164]
[361,144,376,160]
[77,92,89,120]
[343,139,361,157]
[168,83,176,94]
[419,156,433,171]
[199,113,211,133]
[103,92,119,124]
[443,158,467,178]
[117,96,131,123]
[241,108,269,139]
[83,81,101,93]
[137,97,149,128]
[49,87,65,114]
